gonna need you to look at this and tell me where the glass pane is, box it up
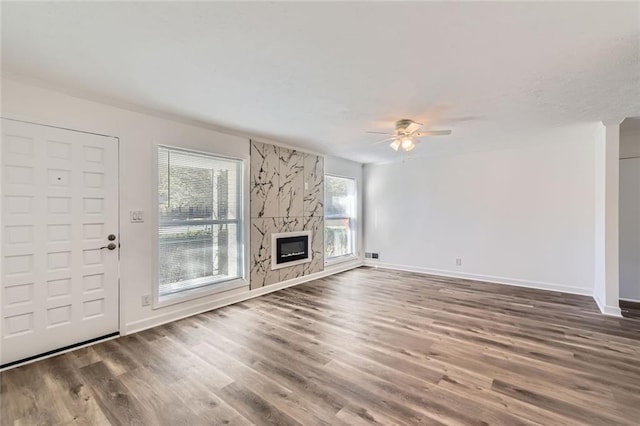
[158,146,243,297]
[158,147,240,223]
[325,175,356,259]
[324,176,355,218]
[325,218,353,258]
[159,223,239,295]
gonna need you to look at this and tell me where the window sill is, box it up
[325,254,359,267]
[155,277,249,309]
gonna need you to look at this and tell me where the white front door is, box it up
[1,119,119,366]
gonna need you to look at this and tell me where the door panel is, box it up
[1,119,119,366]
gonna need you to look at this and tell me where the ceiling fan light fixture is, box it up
[369,118,451,154]
[401,136,415,151]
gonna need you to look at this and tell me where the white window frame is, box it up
[324,174,358,265]
[152,145,247,308]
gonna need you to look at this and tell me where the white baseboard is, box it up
[364,260,593,296]
[603,305,623,317]
[124,259,363,335]
[620,298,640,303]
[593,294,623,317]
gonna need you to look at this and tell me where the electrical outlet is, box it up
[456,258,463,266]
[365,252,372,259]
[371,253,379,259]
[141,295,151,306]
[130,210,144,223]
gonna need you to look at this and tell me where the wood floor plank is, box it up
[214,382,302,426]
[189,319,348,417]
[491,378,633,425]
[2,266,640,425]
[2,362,70,425]
[190,337,342,426]
[40,356,113,425]
[335,403,408,426]
[167,376,254,425]
[77,361,148,425]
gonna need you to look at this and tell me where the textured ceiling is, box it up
[2,2,639,163]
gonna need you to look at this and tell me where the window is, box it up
[324,175,356,260]
[158,146,243,298]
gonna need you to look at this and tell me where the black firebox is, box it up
[276,235,309,265]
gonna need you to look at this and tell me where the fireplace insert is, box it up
[271,231,312,270]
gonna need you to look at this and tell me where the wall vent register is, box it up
[271,231,312,270]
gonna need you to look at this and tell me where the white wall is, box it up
[1,79,252,333]
[364,124,601,295]
[324,156,364,262]
[619,118,640,301]
[1,79,363,335]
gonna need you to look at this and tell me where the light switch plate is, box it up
[130,210,144,223]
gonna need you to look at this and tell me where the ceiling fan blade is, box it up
[366,131,395,135]
[373,136,398,145]
[415,129,452,137]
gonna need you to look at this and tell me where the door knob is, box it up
[100,243,117,250]
[107,234,116,241]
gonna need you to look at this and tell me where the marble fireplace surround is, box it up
[250,140,324,289]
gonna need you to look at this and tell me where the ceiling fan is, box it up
[367,119,452,152]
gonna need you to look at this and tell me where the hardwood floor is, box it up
[2,266,640,425]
